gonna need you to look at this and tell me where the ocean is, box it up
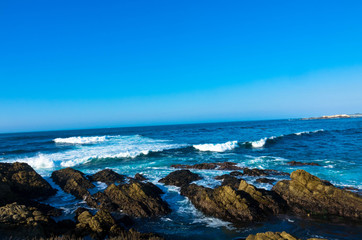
[1,118,361,239]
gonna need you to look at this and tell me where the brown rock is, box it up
[214,174,241,189]
[51,168,95,199]
[134,173,147,181]
[287,161,320,166]
[245,231,326,240]
[272,169,362,222]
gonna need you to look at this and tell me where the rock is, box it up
[171,162,243,170]
[89,181,171,217]
[238,180,287,214]
[214,174,241,189]
[159,170,202,187]
[180,184,265,224]
[51,168,95,199]
[89,169,126,185]
[243,168,289,177]
[134,173,147,181]
[0,162,56,204]
[245,231,326,240]
[287,161,320,166]
[230,171,243,176]
[272,169,362,222]
[108,228,164,240]
[256,178,276,184]
[0,202,54,239]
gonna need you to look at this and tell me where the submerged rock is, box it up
[171,161,243,170]
[0,162,56,205]
[89,169,126,185]
[255,178,276,185]
[287,161,320,166]
[243,167,289,177]
[245,231,326,240]
[272,169,362,222]
[180,184,265,224]
[89,181,171,218]
[159,170,202,187]
[51,168,95,199]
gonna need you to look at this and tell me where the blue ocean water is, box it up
[0,118,361,239]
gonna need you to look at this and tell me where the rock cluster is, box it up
[273,169,362,222]
[287,161,320,166]
[245,231,325,240]
[171,161,243,170]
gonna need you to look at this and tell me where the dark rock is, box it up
[89,181,171,218]
[272,169,362,222]
[230,171,243,176]
[51,168,95,199]
[134,173,147,181]
[256,178,276,185]
[108,228,164,240]
[89,169,126,185]
[243,168,289,177]
[0,162,56,205]
[171,162,243,170]
[245,231,325,240]
[180,184,265,224]
[74,207,88,217]
[287,161,321,166]
[159,170,202,187]
[238,180,287,214]
[214,174,241,189]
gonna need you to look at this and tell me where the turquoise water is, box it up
[1,118,361,239]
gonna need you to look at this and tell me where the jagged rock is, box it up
[159,170,202,187]
[51,168,95,199]
[272,169,362,222]
[256,178,276,185]
[180,184,265,224]
[245,231,326,240]
[238,180,287,214]
[108,228,164,240]
[0,162,56,205]
[214,174,241,189]
[243,168,289,177]
[287,161,320,166]
[88,181,171,217]
[171,162,243,170]
[134,173,147,181]
[89,169,126,185]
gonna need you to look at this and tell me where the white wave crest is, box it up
[9,135,185,171]
[54,136,107,144]
[294,129,324,136]
[193,141,238,152]
[250,136,276,148]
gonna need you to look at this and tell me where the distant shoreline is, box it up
[301,113,362,120]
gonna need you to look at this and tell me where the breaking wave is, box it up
[193,141,238,152]
[53,136,108,144]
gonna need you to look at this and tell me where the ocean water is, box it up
[1,118,362,239]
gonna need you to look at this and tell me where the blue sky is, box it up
[1,1,362,133]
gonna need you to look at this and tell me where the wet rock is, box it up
[256,178,276,185]
[245,231,326,240]
[51,168,95,199]
[243,168,289,177]
[108,228,164,240]
[287,161,321,166]
[238,180,287,214]
[180,184,265,224]
[134,173,147,181]
[230,171,243,176]
[272,169,362,222]
[0,162,56,204]
[214,174,241,189]
[171,162,243,170]
[89,169,126,185]
[159,170,202,187]
[89,181,171,217]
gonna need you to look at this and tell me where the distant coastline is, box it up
[302,113,362,120]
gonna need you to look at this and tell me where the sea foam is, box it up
[54,136,107,144]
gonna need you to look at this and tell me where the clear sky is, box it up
[1,1,362,133]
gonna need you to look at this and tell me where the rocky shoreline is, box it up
[0,161,361,239]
